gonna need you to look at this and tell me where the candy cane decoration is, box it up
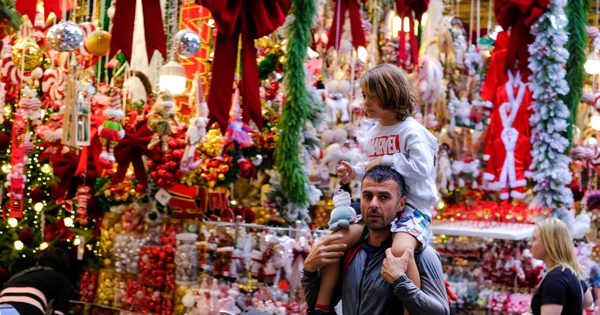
[1,45,31,84]
[79,22,98,56]
[42,67,66,101]
[18,13,45,41]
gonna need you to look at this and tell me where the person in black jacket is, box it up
[0,246,74,315]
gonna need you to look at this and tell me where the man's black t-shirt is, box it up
[531,268,583,315]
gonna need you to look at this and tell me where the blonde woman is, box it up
[530,217,585,315]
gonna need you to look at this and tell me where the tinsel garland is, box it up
[527,0,574,210]
[563,0,588,150]
[272,0,317,222]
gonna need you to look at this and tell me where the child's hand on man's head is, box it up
[365,157,383,171]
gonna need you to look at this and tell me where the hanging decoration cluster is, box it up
[527,0,574,210]
[273,0,317,221]
[563,0,588,149]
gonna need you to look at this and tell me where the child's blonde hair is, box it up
[537,217,585,279]
[359,64,418,121]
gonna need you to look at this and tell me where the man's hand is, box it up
[365,156,383,171]
[304,234,347,272]
[337,161,355,184]
[381,247,413,283]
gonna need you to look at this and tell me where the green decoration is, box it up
[258,53,280,80]
[274,0,316,211]
[563,0,588,151]
[0,0,22,33]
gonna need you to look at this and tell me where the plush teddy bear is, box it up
[328,189,357,231]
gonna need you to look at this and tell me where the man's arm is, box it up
[397,247,450,314]
[301,234,347,310]
[381,247,450,315]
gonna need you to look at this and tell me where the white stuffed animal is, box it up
[324,80,351,123]
[438,148,453,192]
[328,190,357,231]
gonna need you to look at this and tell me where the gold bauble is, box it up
[11,39,43,71]
[85,30,111,56]
[42,57,52,69]
[218,174,226,181]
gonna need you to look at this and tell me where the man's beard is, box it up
[364,209,391,231]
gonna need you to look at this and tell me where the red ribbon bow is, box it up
[110,0,167,63]
[112,119,156,188]
[198,0,291,134]
[495,0,549,74]
[50,150,98,199]
[395,0,429,70]
[16,0,75,20]
[327,0,367,50]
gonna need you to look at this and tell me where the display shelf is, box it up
[431,220,534,240]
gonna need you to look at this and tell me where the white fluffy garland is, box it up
[527,0,574,210]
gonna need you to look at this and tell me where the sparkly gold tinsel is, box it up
[200,129,223,157]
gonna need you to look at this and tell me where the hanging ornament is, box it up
[98,87,125,167]
[74,185,91,225]
[11,39,43,71]
[85,29,111,56]
[174,29,201,58]
[46,21,84,52]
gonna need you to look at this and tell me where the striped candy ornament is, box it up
[1,44,31,84]
[42,67,66,101]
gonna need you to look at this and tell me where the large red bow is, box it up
[198,0,291,134]
[110,0,167,63]
[50,150,98,199]
[327,0,367,50]
[495,0,548,74]
[112,120,156,188]
[395,0,429,70]
[16,0,75,20]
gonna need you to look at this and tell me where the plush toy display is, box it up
[328,189,357,231]
[147,90,181,152]
[324,80,351,123]
[98,87,125,166]
[415,55,443,128]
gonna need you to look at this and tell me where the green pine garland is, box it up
[563,0,588,151]
[274,0,316,208]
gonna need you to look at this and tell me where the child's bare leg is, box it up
[315,223,365,311]
[392,232,421,315]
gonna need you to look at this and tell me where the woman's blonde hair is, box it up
[537,217,584,279]
[359,64,418,121]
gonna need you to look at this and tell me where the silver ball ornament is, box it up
[46,21,84,52]
[252,154,263,166]
[174,30,201,58]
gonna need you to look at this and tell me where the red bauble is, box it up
[18,228,35,246]
[171,150,183,160]
[243,207,256,223]
[0,266,8,283]
[0,133,10,151]
[238,159,256,179]
[30,187,45,203]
